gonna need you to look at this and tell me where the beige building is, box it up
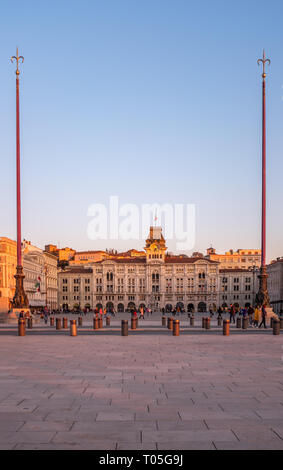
[267,258,283,314]
[43,251,58,310]
[22,240,46,309]
[58,267,93,310]
[219,268,259,308]
[58,227,219,312]
[206,247,261,270]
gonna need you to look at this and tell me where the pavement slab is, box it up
[1,317,283,450]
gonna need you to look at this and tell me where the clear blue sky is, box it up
[1,0,283,261]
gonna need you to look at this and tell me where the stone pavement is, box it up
[1,316,283,450]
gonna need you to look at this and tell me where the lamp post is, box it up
[255,50,271,309]
[11,48,29,309]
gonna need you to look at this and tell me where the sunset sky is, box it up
[1,0,283,261]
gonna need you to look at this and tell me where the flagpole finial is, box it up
[257,50,270,79]
[11,47,24,76]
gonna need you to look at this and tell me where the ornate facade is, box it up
[58,227,219,312]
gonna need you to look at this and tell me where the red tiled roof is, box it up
[97,257,147,264]
[219,268,251,273]
[165,257,218,264]
[75,251,107,255]
[59,267,93,274]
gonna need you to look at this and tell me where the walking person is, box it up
[248,305,254,326]
[259,305,267,329]
[253,306,260,328]
[229,304,236,324]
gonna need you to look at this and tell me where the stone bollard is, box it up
[218,317,222,327]
[106,316,111,326]
[205,317,211,330]
[63,317,68,329]
[236,317,241,329]
[56,318,62,330]
[27,317,33,329]
[18,318,26,336]
[280,317,283,330]
[99,316,103,328]
[70,319,77,336]
[162,316,166,326]
[50,317,55,327]
[131,317,137,330]
[190,316,194,326]
[173,319,180,336]
[223,319,230,336]
[93,316,99,330]
[78,316,83,327]
[242,317,248,330]
[121,319,128,336]
[167,317,173,330]
[270,318,274,329]
[273,319,280,336]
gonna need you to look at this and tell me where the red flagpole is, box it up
[261,74,266,268]
[11,48,28,309]
[255,50,270,308]
[16,74,22,268]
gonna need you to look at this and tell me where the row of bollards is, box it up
[17,314,283,337]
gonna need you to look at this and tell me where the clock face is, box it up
[150,243,158,251]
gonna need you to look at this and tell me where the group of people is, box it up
[130,306,152,320]
[216,304,269,328]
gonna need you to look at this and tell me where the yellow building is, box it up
[0,237,17,311]
[70,250,108,265]
[45,245,76,262]
[205,247,261,270]
[0,238,58,312]
[69,248,147,266]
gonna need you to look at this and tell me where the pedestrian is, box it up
[259,305,267,329]
[248,305,254,326]
[253,306,260,328]
[229,305,236,324]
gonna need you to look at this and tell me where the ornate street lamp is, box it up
[11,48,29,310]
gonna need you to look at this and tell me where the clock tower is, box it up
[144,226,167,263]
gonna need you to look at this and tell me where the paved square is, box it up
[1,316,283,450]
